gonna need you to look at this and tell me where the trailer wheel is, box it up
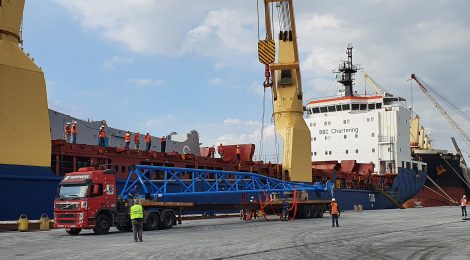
[93,214,111,235]
[66,228,82,235]
[144,213,159,231]
[315,206,325,218]
[301,205,312,219]
[160,211,175,230]
[116,222,132,232]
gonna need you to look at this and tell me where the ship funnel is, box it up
[0,0,24,43]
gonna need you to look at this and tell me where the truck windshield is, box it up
[58,185,88,199]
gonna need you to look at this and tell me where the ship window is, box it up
[347,119,350,124]
[352,104,360,110]
[402,161,405,168]
[412,163,418,170]
[344,135,347,139]
[345,150,349,154]
[329,151,332,155]
[313,137,316,141]
[324,136,328,140]
[342,104,351,110]
[121,166,126,173]
[336,105,343,111]
[314,152,317,156]
[406,162,411,169]
[372,148,376,153]
[376,103,382,109]
[422,164,427,172]
[328,106,336,112]
[325,151,328,155]
[312,107,320,113]
[328,121,331,125]
[367,118,370,122]
[324,122,327,126]
[343,120,346,124]
[313,123,316,127]
[355,149,359,153]
[320,106,328,113]
[368,103,375,110]
[371,117,374,122]
[355,134,358,138]
[360,104,367,110]
[114,165,119,173]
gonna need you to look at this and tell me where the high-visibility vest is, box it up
[236,148,241,155]
[331,202,339,215]
[461,198,468,206]
[72,124,78,134]
[134,134,140,143]
[99,129,106,138]
[124,133,131,142]
[130,204,144,220]
[145,135,151,143]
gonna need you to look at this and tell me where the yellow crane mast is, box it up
[258,0,311,182]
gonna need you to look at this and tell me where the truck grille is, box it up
[57,213,77,218]
[57,203,78,210]
[57,219,76,224]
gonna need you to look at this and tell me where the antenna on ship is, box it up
[334,44,360,97]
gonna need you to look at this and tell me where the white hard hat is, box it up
[66,122,71,125]
[73,121,77,124]
[332,198,336,202]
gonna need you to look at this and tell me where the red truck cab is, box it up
[54,167,117,235]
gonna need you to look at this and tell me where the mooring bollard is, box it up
[18,214,29,232]
[39,214,50,231]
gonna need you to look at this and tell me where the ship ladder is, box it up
[379,190,405,209]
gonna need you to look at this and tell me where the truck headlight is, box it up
[79,212,84,222]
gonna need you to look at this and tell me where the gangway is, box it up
[121,165,332,200]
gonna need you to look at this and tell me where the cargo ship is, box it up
[0,1,427,221]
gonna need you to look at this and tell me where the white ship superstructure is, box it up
[305,45,426,174]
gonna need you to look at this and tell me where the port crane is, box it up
[410,74,470,149]
[258,0,311,182]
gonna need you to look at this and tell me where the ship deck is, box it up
[1,206,469,259]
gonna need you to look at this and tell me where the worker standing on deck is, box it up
[330,198,340,227]
[134,132,140,150]
[64,122,71,142]
[98,126,106,147]
[130,199,144,242]
[124,131,131,149]
[145,132,151,151]
[71,121,78,144]
[218,143,224,158]
[236,145,241,161]
[460,195,468,217]
[160,135,166,153]
[208,145,215,158]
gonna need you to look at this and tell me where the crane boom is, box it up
[363,72,384,95]
[410,74,470,148]
[258,0,311,182]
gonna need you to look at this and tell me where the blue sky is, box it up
[22,0,470,160]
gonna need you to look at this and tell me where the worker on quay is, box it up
[282,199,289,221]
[98,126,106,147]
[236,145,241,161]
[208,145,215,158]
[330,198,340,227]
[130,199,144,242]
[124,131,131,149]
[249,196,258,219]
[134,132,140,150]
[128,185,140,199]
[160,135,166,153]
[460,195,468,217]
[145,132,151,151]
[71,121,78,144]
[64,122,71,142]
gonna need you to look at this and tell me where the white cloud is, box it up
[129,78,164,87]
[102,56,132,70]
[208,78,223,85]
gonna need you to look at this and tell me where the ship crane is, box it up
[410,74,470,149]
[257,0,311,182]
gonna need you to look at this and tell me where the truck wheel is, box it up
[144,213,159,231]
[66,228,82,235]
[160,211,174,230]
[116,222,132,232]
[93,214,111,235]
[301,205,312,219]
[315,206,325,218]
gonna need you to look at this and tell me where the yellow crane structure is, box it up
[0,0,51,167]
[258,0,311,182]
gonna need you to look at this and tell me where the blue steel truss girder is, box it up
[121,165,327,200]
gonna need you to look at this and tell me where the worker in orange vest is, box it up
[330,198,340,227]
[160,136,166,153]
[98,126,106,147]
[218,143,224,158]
[71,121,78,144]
[124,131,131,149]
[144,132,151,151]
[64,122,71,142]
[134,132,140,150]
[236,145,241,161]
[460,195,467,217]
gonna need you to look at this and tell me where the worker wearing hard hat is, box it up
[98,126,106,147]
[64,122,72,142]
[460,195,468,217]
[71,121,78,144]
[124,131,131,149]
[134,132,140,150]
[330,198,340,227]
[130,199,144,242]
[236,145,241,161]
[144,132,151,151]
